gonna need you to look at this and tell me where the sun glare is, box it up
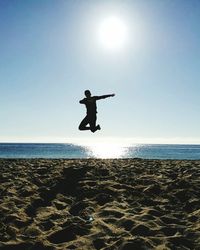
[88,143,127,158]
[98,16,128,50]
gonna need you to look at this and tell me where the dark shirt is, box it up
[80,97,98,115]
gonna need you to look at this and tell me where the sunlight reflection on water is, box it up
[86,143,129,158]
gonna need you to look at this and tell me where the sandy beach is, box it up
[0,159,200,249]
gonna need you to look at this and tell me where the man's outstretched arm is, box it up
[96,94,115,100]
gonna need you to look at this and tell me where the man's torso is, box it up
[83,97,97,115]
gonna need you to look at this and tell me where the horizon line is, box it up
[0,137,200,145]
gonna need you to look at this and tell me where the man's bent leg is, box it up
[90,115,101,133]
[79,116,90,131]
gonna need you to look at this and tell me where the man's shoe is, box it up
[97,125,101,130]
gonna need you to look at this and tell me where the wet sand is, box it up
[0,159,200,249]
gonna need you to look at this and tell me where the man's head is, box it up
[84,90,91,98]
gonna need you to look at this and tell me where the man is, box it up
[79,90,115,133]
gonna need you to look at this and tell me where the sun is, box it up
[98,16,128,50]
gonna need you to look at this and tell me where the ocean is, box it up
[0,143,200,159]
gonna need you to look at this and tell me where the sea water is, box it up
[0,143,200,159]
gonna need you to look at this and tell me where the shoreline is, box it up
[0,159,200,249]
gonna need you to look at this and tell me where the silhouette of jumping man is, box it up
[79,90,115,133]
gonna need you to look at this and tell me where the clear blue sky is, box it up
[0,0,200,143]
